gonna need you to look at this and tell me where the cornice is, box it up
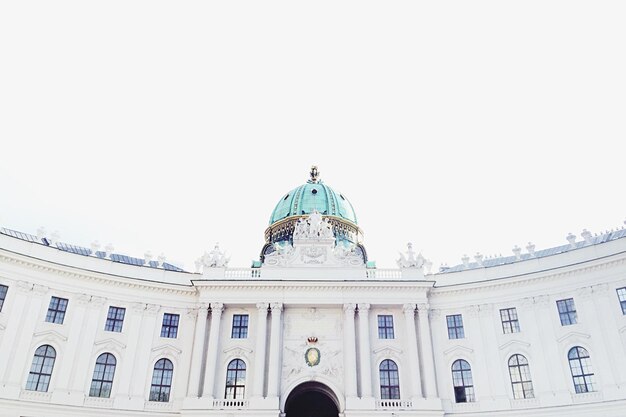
[0,251,196,297]
[431,255,626,298]
[192,281,433,293]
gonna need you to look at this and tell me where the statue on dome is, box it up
[293,210,335,240]
[309,165,320,183]
[321,218,334,239]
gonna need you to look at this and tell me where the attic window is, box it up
[340,194,345,200]
[311,189,318,195]
[283,194,289,201]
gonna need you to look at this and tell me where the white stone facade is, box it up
[2,219,626,416]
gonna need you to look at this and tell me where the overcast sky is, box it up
[1,1,625,271]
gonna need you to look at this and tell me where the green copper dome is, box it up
[269,168,357,225]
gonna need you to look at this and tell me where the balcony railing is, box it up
[212,399,249,409]
[224,269,262,278]
[376,399,413,409]
[366,269,403,279]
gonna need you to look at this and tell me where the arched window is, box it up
[225,359,246,399]
[508,354,534,399]
[452,359,475,403]
[149,358,173,402]
[25,345,56,392]
[379,359,400,399]
[89,353,116,398]
[568,346,595,393]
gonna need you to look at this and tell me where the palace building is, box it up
[1,167,626,416]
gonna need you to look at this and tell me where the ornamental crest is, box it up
[305,347,321,367]
[305,336,321,367]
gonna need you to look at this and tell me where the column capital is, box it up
[592,283,610,296]
[145,304,161,317]
[343,303,357,313]
[270,302,283,312]
[403,303,416,314]
[358,303,370,312]
[256,302,269,312]
[211,302,224,315]
[77,294,92,305]
[533,295,551,308]
[90,296,107,307]
[131,302,146,313]
[15,280,32,293]
[416,303,430,313]
[32,284,49,296]
[465,304,480,318]
[577,286,593,300]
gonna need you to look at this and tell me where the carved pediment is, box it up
[151,344,182,355]
[499,340,531,351]
[373,345,403,356]
[557,331,591,343]
[94,338,127,350]
[443,345,474,356]
[33,330,68,343]
[223,345,253,357]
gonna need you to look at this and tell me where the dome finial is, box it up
[309,165,320,183]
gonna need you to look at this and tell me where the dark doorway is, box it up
[285,382,339,417]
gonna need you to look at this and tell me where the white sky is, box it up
[1,1,625,271]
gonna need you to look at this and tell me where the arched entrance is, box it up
[285,381,339,417]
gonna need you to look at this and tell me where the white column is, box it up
[129,304,161,399]
[403,303,423,400]
[187,305,209,397]
[6,284,48,389]
[532,295,569,394]
[69,296,106,393]
[578,287,617,389]
[343,303,358,398]
[0,282,45,396]
[252,302,269,398]
[417,303,438,398]
[357,303,373,398]
[477,304,507,402]
[54,294,91,392]
[116,302,146,400]
[267,302,283,398]
[202,302,223,398]
[591,284,626,385]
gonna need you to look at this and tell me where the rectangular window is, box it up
[617,288,626,314]
[447,314,465,339]
[45,296,68,324]
[0,284,7,312]
[500,307,520,334]
[557,298,577,325]
[105,306,126,332]
[231,314,249,338]
[377,315,395,339]
[160,313,179,338]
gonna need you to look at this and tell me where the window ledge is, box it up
[450,401,479,411]
[145,400,174,411]
[571,391,602,403]
[19,390,52,402]
[510,397,539,408]
[84,397,114,408]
